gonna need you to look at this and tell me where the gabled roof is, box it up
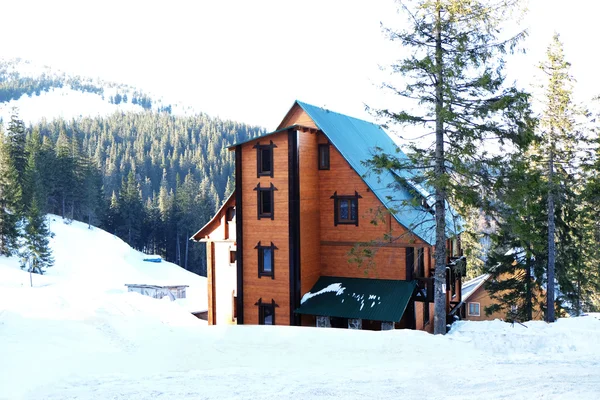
[295,276,416,322]
[190,192,235,242]
[290,101,460,244]
[228,100,462,245]
[461,274,491,301]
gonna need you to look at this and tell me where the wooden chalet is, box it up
[459,273,545,322]
[192,101,465,332]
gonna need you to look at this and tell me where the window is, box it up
[254,183,277,220]
[229,250,236,264]
[255,241,277,278]
[254,141,277,177]
[318,144,330,170]
[468,302,480,317]
[255,298,278,325]
[423,302,430,326]
[331,191,362,226]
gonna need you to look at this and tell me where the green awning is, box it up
[295,276,417,322]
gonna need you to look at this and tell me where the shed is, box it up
[125,284,189,300]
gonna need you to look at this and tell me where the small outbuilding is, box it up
[125,284,188,301]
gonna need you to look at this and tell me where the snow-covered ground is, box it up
[1,217,600,399]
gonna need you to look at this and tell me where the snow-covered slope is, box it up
[1,218,600,399]
[0,215,207,312]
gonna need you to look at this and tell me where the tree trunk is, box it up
[176,230,181,266]
[62,195,66,219]
[433,4,448,335]
[547,148,556,322]
[184,230,189,270]
[525,247,533,321]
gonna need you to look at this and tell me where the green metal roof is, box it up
[295,276,416,322]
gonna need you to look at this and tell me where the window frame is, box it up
[255,241,277,279]
[331,191,362,226]
[467,302,481,317]
[318,143,330,170]
[253,140,277,178]
[255,298,279,325]
[254,183,277,220]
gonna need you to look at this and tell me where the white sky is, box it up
[1,0,598,131]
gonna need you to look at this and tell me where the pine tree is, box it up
[118,171,144,247]
[6,110,27,188]
[536,34,584,321]
[485,153,547,321]
[0,129,22,256]
[54,129,74,218]
[370,0,534,334]
[20,199,53,275]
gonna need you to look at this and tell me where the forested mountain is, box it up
[28,112,262,275]
[0,58,167,112]
[0,59,264,276]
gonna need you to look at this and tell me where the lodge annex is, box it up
[192,101,465,332]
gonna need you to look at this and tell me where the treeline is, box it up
[0,110,263,276]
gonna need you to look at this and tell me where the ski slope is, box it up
[1,217,600,399]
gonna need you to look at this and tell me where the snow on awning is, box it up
[295,276,416,322]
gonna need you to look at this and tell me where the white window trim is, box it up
[468,302,481,317]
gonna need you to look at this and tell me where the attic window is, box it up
[254,141,277,177]
[318,144,330,170]
[331,191,362,226]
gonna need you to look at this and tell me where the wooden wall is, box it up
[316,134,428,280]
[299,131,321,296]
[463,285,502,321]
[278,104,319,129]
[240,132,290,325]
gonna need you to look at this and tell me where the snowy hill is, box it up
[1,218,600,399]
[0,215,207,312]
[0,58,190,125]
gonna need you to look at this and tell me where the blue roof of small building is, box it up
[230,100,461,244]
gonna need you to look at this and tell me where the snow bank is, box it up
[448,316,600,359]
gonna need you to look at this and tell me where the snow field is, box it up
[1,216,600,399]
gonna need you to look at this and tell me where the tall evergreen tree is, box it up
[6,110,27,188]
[54,129,74,218]
[370,0,534,334]
[0,129,22,256]
[20,199,53,275]
[536,34,583,321]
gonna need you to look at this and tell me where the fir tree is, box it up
[20,199,53,275]
[0,129,22,256]
[536,34,585,321]
[368,0,534,334]
[6,110,27,188]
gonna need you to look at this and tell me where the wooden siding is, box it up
[317,136,428,279]
[299,131,321,296]
[464,284,503,321]
[240,132,290,325]
[278,104,318,130]
[320,245,407,280]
